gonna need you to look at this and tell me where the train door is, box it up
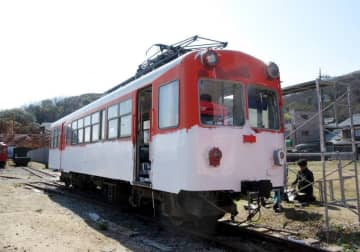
[134,86,152,185]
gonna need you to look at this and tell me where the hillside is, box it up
[0,93,102,136]
[283,82,360,123]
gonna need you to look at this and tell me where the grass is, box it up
[287,160,360,204]
[284,160,360,250]
[233,160,360,250]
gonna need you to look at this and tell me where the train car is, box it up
[49,36,286,225]
[13,147,31,167]
[0,142,8,168]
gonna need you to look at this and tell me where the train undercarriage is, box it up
[60,171,273,229]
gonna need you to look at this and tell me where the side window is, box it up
[100,109,106,140]
[55,128,59,148]
[50,129,54,148]
[108,104,119,139]
[119,99,132,137]
[66,124,72,145]
[84,115,91,143]
[78,118,84,143]
[71,121,78,144]
[159,80,179,129]
[52,128,59,148]
[91,112,100,142]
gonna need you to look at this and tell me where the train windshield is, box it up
[248,85,279,130]
[198,79,244,126]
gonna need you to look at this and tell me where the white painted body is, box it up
[50,122,284,193]
[60,141,133,181]
[151,123,284,193]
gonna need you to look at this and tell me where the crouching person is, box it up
[292,159,316,204]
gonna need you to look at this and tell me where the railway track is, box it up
[212,221,325,252]
[19,175,329,252]
[21,166,59,179]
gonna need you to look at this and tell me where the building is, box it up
[282,70,360,149]
[331,113,360,154]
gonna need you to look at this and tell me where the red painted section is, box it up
[51,49,284,145]
[200,101,228,117]
[60,123,66,151]
[209,147,222,167]
[243,134,257,143]
[0,143,8,163]
[178,50,283,133]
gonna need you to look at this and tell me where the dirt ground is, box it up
[0,165,226,252]
[1,161,360,251]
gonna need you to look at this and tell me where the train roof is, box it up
[51,36,231,128]
[51,51,190,127]
[51,50,272,128]
[51,48,274,128]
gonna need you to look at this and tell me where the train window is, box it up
[84,116,91,127]
[91,112,100,142]
[71,121,78,145]
[198,79,244,126]
[159,80,179,129]
[78,118,84,128]
[92,124,100,142]
[66,124,72,145]
[100,109,106,140]
[71,121,77,129]
[78,128,84,143]
[108,118,118,139]
[248,85,279,130]
[77,118,84,144]
[92,112,99,124]
[120,99,131,115]
[119,99,132,137]
[71,121,77,145]
[84,126,91,143]
[120,114,131,136]
[50,129,54,148]
[52,128,59,148]
[107,104,119,139]
[52,129,56,148]
[108,104,118,119]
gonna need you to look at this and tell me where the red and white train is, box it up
[49,36,286,224]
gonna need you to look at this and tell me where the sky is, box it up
[0,0,359,110]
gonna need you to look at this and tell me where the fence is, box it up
[27,147,49,166]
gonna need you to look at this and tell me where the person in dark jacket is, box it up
[292,159,315,203]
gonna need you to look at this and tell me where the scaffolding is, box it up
[284,70,360,234]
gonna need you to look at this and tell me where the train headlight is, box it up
[201,50,218,67]
[273,149,285,166]
[266,62,280,79]
[209,147,222,167]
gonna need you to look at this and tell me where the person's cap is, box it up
[297,159,307,167]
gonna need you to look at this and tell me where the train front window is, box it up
[198,79,244,126]
[248,85,279,130]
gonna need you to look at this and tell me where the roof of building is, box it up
[338,113,360,127]
[282,70,360,96]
